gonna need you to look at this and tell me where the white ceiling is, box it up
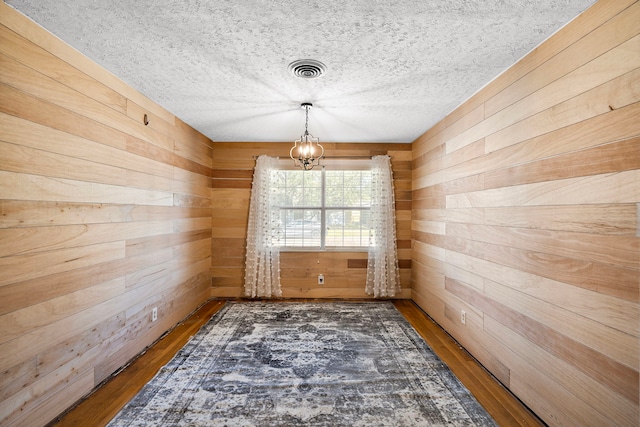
[6,0,595,143]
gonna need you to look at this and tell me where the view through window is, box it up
[271,168,372,249]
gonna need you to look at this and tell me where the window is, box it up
[271,167,372,249]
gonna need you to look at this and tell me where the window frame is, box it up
[273,159,371,252]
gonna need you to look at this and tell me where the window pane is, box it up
[304,170,321,187]
[304,187,321,206]
[286,170,303,187]
[327,170,372,208]
[272,170,286,186]
[273,170,321,208]
[343,170,361,187]
[277,209,321,247]
[325,171,344,207]
[326,171,343,187]
[288,187,303,207]
[343,185,362,207]
[325,209,369,247]
[361,186,371,207]
[326,187,343,206]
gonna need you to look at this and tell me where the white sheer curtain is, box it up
[366,155,401,297]
[244,155,282,298]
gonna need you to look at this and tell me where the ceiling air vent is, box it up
[288,59,327,79]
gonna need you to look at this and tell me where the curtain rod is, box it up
[252,155,384,159]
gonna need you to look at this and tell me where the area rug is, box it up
[108,301,497,426]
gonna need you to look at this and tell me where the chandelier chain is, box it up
[304,104,309,135]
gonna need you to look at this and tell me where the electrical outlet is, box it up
[460,310,466,325]
[318,274,324,285]
[152,307,158,322]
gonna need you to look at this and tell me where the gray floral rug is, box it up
[108,301,497,426]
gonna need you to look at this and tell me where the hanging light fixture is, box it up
[290,103,324,170]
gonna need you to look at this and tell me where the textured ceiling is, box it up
[6,0,595,143]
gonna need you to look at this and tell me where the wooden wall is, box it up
[0,4,213,426]
[411,1,639,426]
[211,142,412,299]
[3,0,638,426]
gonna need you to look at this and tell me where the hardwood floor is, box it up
[48,299,544,426]
[46,300,226,427]
[393,300,544,426]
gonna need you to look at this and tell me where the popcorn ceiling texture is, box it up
[6,0,594,143]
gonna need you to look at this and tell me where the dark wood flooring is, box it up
[49,299,544,426]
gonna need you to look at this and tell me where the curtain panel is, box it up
[366,155,401,297]
[244,155,282,298]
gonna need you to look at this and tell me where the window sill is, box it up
[278,247,369,253]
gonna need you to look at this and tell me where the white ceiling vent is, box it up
[288,59,327,79]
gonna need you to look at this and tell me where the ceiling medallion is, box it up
[288,59,327,79]
[290,103,324,170]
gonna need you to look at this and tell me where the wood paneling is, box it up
[0,4,212,426]
[4,1,638,426]
[411,2,640,426]
[210,142,412,299]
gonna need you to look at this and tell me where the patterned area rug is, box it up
[108,301,497,426]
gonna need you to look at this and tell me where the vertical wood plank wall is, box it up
[0,4,213,426]
[210,142,412,299]
[411,1,639,426]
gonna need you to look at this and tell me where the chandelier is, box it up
[290,103,324,170]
